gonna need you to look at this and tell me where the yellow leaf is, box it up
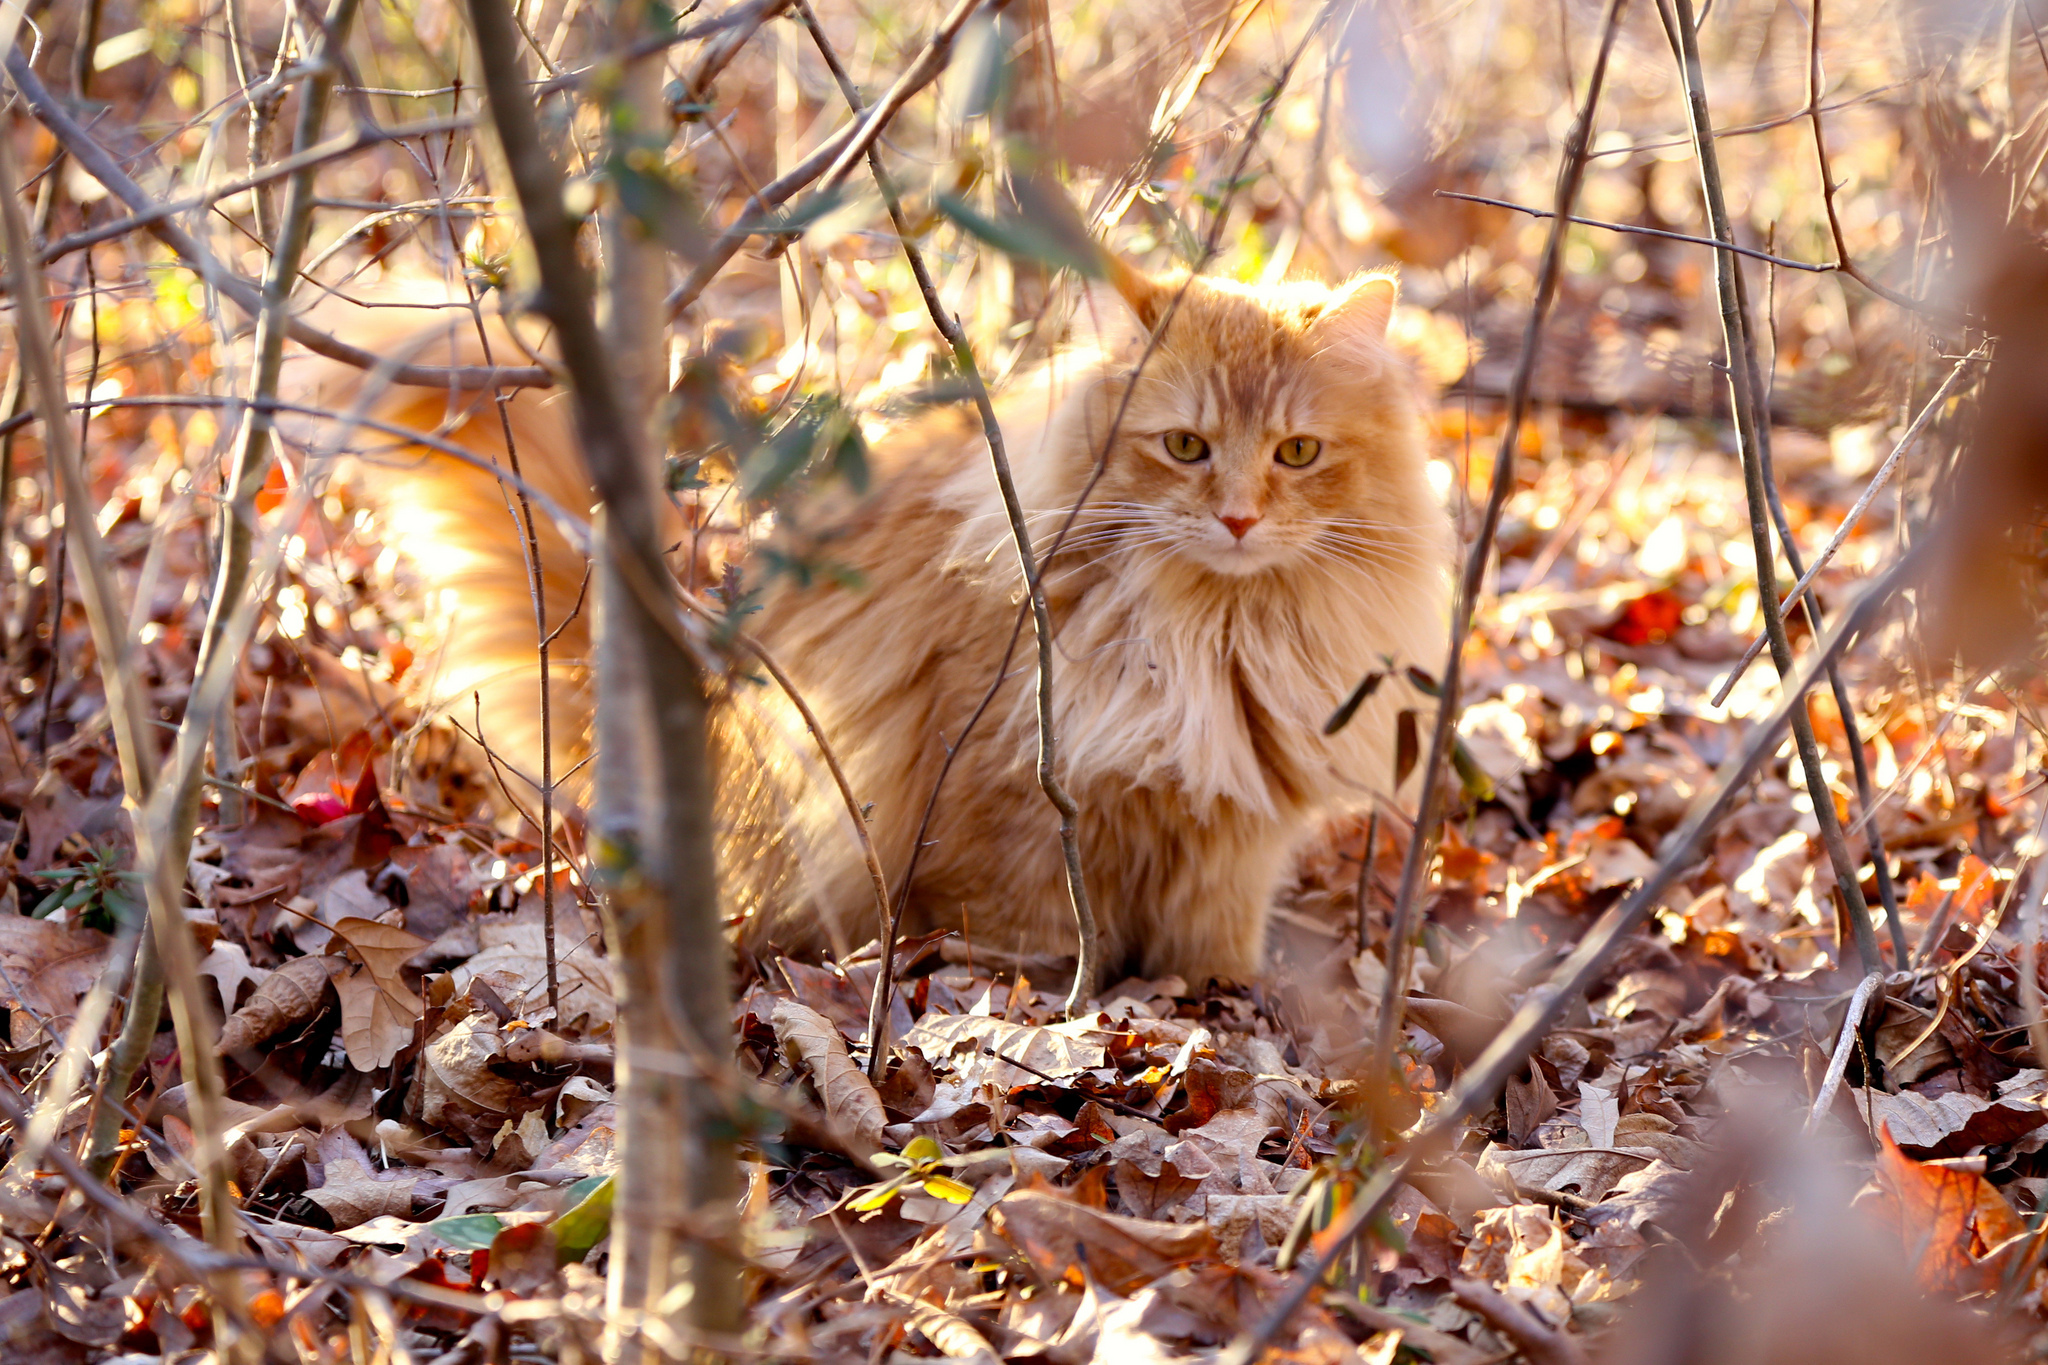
[901,1136,943,1167]
[922,1174,974,1204]
[848,1180,903,1213]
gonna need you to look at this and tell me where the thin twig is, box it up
[1451,1278,1589,1365]
[29,116,478,269]
[1708,346,1983,706]
[1804,0,1941,316]
[464,0,739,1340]
[1803,971,1885,1133]
[663,0,989,319]
[1436,190,1834,272]
[1369,0,1629,1090]
[791,0,1101,1018]
[671,580,894,1078]
[0,92,259,1353]
[2,51,550,390]
[1662,0,1881,972]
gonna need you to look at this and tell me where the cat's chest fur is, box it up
[1002,552,1417,823]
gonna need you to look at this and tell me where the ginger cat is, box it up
[329,264,1452,984]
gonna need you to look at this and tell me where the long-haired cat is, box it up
[326,264,1452,984]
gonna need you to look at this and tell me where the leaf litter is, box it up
[6,398,2046,1361]
[0,9,2045,1365]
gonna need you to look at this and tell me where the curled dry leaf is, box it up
[771,999,887,1151]
[1853,1089,2048,1159]
[909,1302,1001,1365]
[217,954,342,1055]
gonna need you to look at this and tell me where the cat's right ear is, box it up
[1105,253,1168,333]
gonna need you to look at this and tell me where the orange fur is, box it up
[327,269,1451,983]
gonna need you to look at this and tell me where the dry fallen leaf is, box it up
[901,1012,1109,1089]
[303,1130,428,1230]
[0,916,109,1044]
[217,954,341,1055]
[328,917,427,1070]
[1853,1089,2047,1158]
[989,1188,1216,1294]
[453,919,615,1029]
[771,999,887,1151]
[411,1012,520,1142]
[1866,1129,2029,1297]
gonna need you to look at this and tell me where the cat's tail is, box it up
[305,304,824,946]
[301,305,604,810]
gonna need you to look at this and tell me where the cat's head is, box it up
[1067,264,1433,579]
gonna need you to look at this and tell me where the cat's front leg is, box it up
[1123,826,1296,985]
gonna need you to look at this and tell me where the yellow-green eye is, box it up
[1276,437,1321,468]
[1163,431,1209,462]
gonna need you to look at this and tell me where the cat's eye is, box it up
[1163,431,1209,463]
[1275,437,1322,468]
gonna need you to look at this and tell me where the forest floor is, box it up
[0,352,2038,1364]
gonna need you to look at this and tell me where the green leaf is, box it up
[730,184,860,239]
[934,188,1105,280]
[1323,671,1386,736]
[1450,736,1496,804]
[551,1174,615,1264]
[608,149,708,260]
[739,395,866,502]
[941,12,1008,122]
[429,1213,505,1251]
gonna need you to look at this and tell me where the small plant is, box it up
[30,844,143,932]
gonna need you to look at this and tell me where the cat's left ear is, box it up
[1105,253,1169,332]
[1313,272,1398,342]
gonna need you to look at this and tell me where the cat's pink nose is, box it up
[1218,513,1260,540]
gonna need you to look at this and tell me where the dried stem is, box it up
[670,578,894,1079]
[31,116,478,271]
[664,0,988,319]
[1804,971,1886,1133]
[1805,0,1940,316]
[1662,0,1881,973]
[0,86,257,1354]
[1370,0,1628,1089]
[1709,347,1982,705]
[1436,189,1834,271]
[1,52,547,390]
[913,226,1101,1016]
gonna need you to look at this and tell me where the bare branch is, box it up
[1371,0,1629,1089]
[2,50,551,389]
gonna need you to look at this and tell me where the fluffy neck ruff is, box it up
[945,352,1449,822]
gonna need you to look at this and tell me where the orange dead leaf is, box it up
[989,1187,1216,1294]
[1600,588,1684,646]
[1869,1129,2028,1297]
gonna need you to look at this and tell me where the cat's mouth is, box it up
[1188,526,1293,576]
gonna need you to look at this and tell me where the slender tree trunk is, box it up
[459,0,739,1355]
